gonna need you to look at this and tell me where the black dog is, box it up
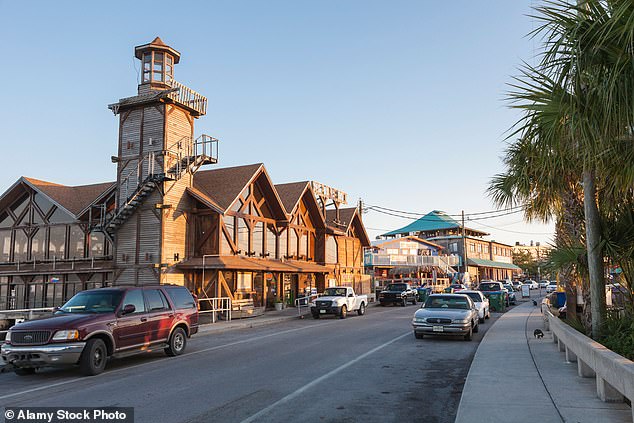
[534,329,544,339]
[532,299,538,306]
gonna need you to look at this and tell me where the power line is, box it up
[468,218,553,236]
[365,204,524,218]
[364,206,524,221]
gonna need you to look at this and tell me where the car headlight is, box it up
[453,318,470,324]
[413,317,425,323]
[52,330,79,341]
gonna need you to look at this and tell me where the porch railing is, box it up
[294,293,321,317]
[364,254,460,267]
[197,297,232,323]
[166,80,208,116]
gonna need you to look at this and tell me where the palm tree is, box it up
[490,0,634,338]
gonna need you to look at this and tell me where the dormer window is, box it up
[142,52,174,84]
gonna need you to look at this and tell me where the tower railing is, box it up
[166,80,207,116]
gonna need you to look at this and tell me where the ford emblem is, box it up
[24,335,33,341]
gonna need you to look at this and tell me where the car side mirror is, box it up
[120,304,136,315]
[348,294,354,298]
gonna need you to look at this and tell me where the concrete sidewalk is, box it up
[455,300,631,423]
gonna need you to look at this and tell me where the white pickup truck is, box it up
[310,286,367,319]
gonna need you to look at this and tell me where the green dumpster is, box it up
[487,292,506,312]
[417,288,430,302]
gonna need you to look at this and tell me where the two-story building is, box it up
[381,210,520,283]
[0,38,370,316]
[363,236,459,291]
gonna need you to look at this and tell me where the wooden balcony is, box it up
[166,80,208,116]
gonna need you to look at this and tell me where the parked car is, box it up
[539,280,550,289]
[523,280,538,290]
[460,290,490,323]
[412,294,479,341]
[546,281,558,293]
[377,283,417,307]
[1,285,199,376]
[503,284,517,305]
[511,281,523,291]
[311,286,367,319]
[478,281,505,292]
[448,284,467,292]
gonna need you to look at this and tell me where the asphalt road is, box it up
[0,303,505,423]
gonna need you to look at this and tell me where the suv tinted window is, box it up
[122,289,146,314]
[165,287,196,309]
[145,289,170,311]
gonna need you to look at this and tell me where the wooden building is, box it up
[0,38,370,314]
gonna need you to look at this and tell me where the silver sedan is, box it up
[412,294,480,341]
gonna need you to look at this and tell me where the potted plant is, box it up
[274,298,284,311]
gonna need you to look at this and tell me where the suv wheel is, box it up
[165,327,187,356]
[79,338,108,376]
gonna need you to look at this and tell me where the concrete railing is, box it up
[545,309,634,421]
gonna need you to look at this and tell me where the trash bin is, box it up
[487,292,506,312]
[556,292,566,308]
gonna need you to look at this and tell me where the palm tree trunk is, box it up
[583,167,605,338]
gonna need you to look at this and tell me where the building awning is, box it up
[467,258,521,271]
[177,256,330,273]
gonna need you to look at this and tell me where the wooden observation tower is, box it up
[98,37,219,285]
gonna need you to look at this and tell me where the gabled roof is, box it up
[192,163,287,219]
[22,177,115,218]
[326,208,357,231]
[382,210,488,237]
[193,163,264,212]
[325,207,371,246]
[275,181,310,215]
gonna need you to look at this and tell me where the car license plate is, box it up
[433,326,444,332]
[320,310,326,314]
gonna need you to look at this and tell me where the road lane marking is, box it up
[0,308,411,402]
[240,331,412,423]
[0,323,333,402]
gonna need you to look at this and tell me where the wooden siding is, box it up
[160,105,194,284]
[142,105,165,175]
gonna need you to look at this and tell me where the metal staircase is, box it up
[90,135,218,239]
[166,134,218,179]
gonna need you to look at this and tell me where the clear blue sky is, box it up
[0,0,553,246]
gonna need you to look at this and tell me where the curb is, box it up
[197,310,312,336]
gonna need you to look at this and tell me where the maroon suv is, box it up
[1,285,198,376]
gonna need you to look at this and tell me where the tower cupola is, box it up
[134,37,180,89]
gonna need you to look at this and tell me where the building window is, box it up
[237,272,252,291]
[13,229,28,262]
[469,243,475,253]
[68,226,85,259]
[299,232,307,259]
[237,218,249,256]
[326,236,337,264]
[449,242,458,252]
[49,226,66,260]
[289,229,298,258]
[279,229,287,259]
[0,230,11,262]
[253,221,264,257]
[266,225,276,258]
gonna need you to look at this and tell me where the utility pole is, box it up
[358,198,363,216]
[462,210,468,283]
